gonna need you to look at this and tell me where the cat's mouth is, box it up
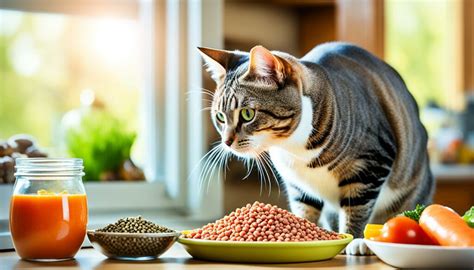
[223,140,266,158]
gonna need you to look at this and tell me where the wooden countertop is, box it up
[0,244,394,270]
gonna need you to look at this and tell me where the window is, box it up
[0,0,225,250]
[0,10,146,177]
[385,0,464,111]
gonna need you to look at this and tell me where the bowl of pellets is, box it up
[87,216,181,261]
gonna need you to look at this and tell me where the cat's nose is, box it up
[223,128,236,147]
[224,138,234,146]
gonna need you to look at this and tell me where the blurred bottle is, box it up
[459,94,474,164]
[421,101,463,164]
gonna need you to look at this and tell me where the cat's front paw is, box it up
[342,238,374,256]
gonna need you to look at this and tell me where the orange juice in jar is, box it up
[10,158,88,261]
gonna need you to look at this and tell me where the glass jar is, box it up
[10,158,88,261]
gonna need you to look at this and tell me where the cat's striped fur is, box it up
[198,42,435,254]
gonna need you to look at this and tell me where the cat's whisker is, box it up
[208,146,225,185]
[261,152,281,196]
[186,96,213,101]
[189,145,217,183]
[225,152,232,171]
[185,96,213,104]
[198,146,221,193]
[253,150,272,196]
[186,100,213,106]
[199,87,215,95]
[192,143,220,192]
[251,150,264,196]
[186,87,216,107]
[205,149,221,193]
[210,147,230,193]
[221,151,229,183]
[186,86,215,97]
[185,92,214,99]
[257,155,267,195]
[223,151,231,182]
[257,152,272,197]
[199,142,223,192]
[243,157,253,180]
[204,146,224,194]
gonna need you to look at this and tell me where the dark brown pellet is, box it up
[92,216,177,258]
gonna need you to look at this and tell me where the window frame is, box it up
[0,0,225,249]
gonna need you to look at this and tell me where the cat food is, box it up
[88,216,179,259]
[185,201,340,242]
[97,216,173,234]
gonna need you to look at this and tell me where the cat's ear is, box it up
[245,45,286,84]
[197,47,243,83]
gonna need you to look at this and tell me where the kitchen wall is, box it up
[224,1,299,55]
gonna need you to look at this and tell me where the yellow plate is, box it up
[178,233,353,263]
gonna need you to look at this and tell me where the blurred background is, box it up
[0,0,473,227]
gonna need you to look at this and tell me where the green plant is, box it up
[65,110,136,181]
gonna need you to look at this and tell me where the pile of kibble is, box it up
[0,134,47,184]
[185,201,340,242]
[97,216,174,233]
[90,216,178,258]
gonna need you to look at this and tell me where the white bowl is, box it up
[365,239,474,268]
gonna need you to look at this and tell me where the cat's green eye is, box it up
[240,108,255,122]
[216,112,226,123]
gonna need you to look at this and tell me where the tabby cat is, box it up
[198,42,434,255]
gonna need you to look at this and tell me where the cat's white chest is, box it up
[269,148,340,206]
[267,96,340,207]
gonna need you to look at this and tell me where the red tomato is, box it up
[374,216,437,245]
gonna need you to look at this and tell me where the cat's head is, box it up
[199,45,303,158]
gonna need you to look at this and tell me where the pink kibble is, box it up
[185,201,340,242]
